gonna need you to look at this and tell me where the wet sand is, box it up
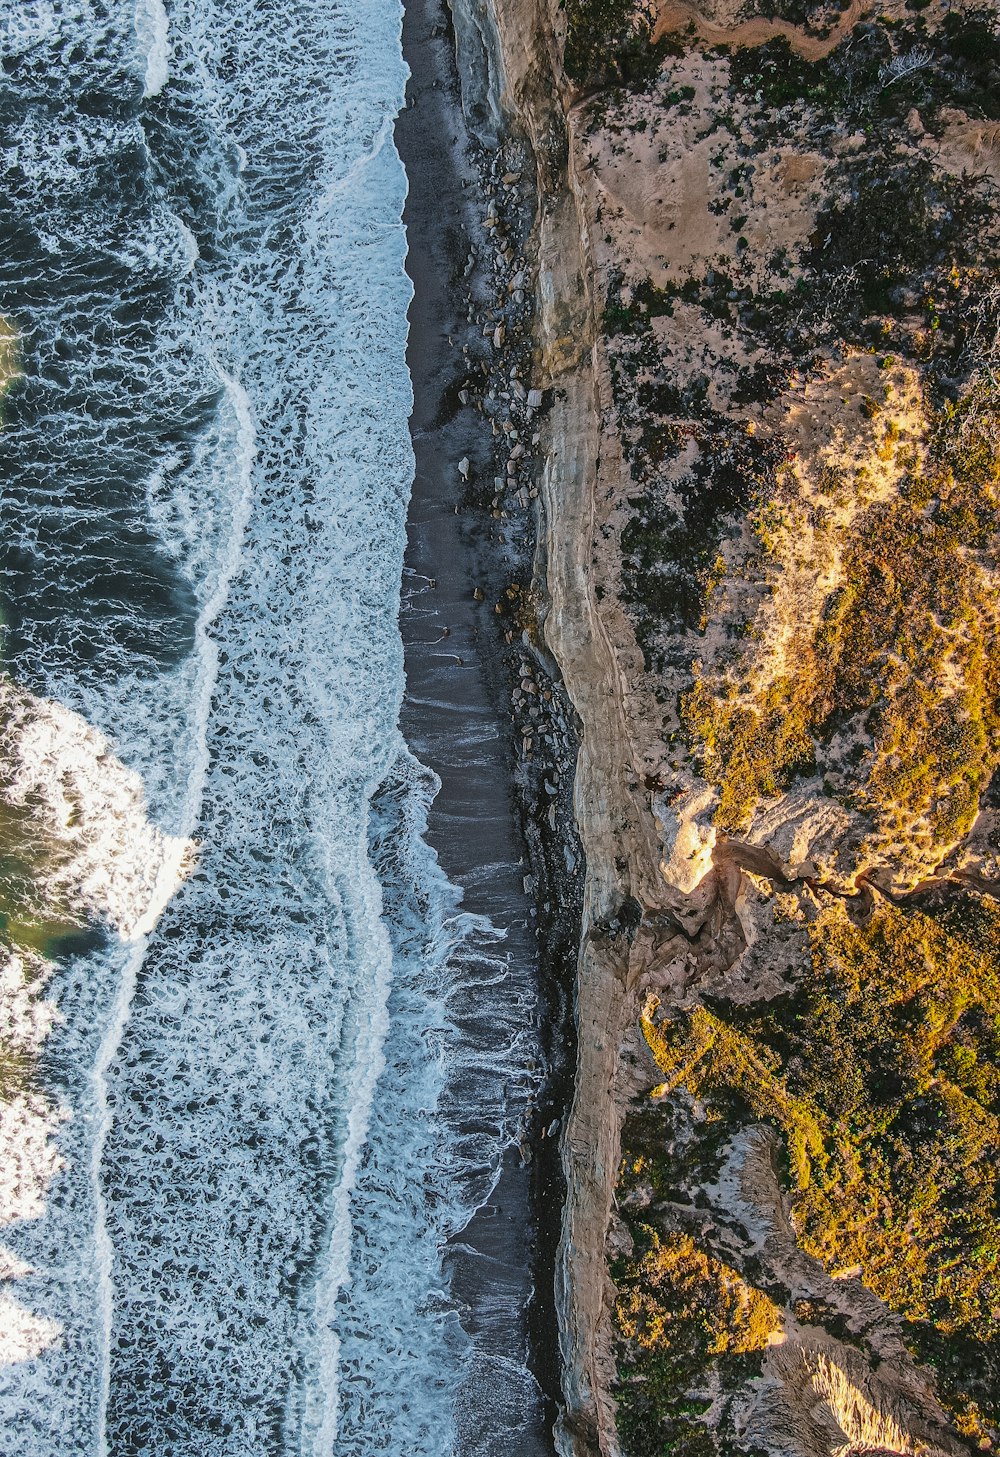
[395,1,561,1452]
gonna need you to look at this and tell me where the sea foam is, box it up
[0,1,539,1452]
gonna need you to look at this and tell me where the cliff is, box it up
[451,2,658,1450]
[451,1,1000,1454]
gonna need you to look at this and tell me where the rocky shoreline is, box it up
[396,0,584,1449]
[445,3,638,1450]
[416,2,617,1450]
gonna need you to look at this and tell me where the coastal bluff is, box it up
[445,1,1000,1455]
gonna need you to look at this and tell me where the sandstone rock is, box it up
[656,785,717,895]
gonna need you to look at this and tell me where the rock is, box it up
[503,171,521,185]
[458,388,469,405]
[527,388,544,409]
[458,456,470,480]
[493,323,505,349]
[473,586,485,602]
[657,786,716,895]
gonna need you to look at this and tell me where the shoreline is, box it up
[394,0,580,1449]
[401,3,638,1449]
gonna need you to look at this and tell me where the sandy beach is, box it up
[395,1,575,1449]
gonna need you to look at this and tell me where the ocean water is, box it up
[0,2,537,1452]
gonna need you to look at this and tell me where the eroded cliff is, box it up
[456,0,1000,1453]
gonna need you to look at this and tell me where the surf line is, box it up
[90,351,256,1452]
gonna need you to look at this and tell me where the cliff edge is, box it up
[452,1,1000,1453]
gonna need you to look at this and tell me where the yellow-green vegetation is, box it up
[684,388,1000,842]
[643,897,1000,1437]
[642,1001,824,1191]
[613,1221,779,1457]
[588,7,1000,1453]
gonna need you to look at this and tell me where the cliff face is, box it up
[454,2,1000,1454]
[450,10,635,1456]
[450,4,645,1451]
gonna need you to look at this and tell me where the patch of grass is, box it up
[727,36,850,112]
[684,385,1000,840]
[613,1221,778,1457]
[643,897,1000,1439]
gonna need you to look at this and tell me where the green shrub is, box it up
[642,898,1000,1432]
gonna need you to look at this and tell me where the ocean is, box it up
[0,2,539,1452]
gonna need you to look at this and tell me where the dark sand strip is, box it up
[395,2,560,1452]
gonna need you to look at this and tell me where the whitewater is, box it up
[0,1,540,1453]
